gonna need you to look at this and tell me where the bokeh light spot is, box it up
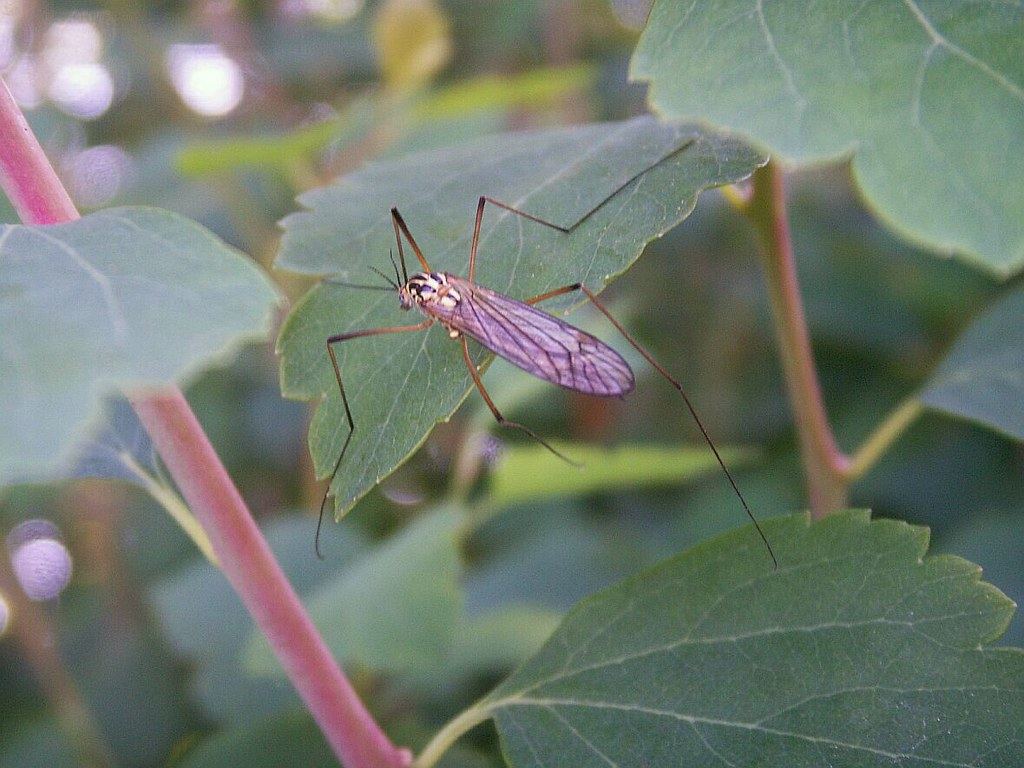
[166,44,244,117]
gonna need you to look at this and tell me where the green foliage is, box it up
[482,512,1023,767]
[489,442,752,508]
[245,506,464,675]
[1,3,1022,768]
[148,516,358,724]
[277,117,766,516]
[921,286,1024,440]
[0,207,282,482]
[177,710,334,768]
[632,1,1024,274]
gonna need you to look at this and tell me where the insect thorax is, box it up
[403,272,462,311]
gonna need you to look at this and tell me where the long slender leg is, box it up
[464,138,697,279]
[458,336,581,468]
[317,319,434,558]
[391,207,433,276]
[522,281,778,570]
[468,196,570,282]
[521,282,583,306]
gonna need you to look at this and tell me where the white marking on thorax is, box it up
[409,272,462,310]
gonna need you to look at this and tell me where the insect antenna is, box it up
[387,247,404,286]
[369,263,400,290]
[322,276,394,292]
[322,255,403,293]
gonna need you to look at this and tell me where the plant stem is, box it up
[739,161,851,518]
[415,702,493,768]
[131,392,410,768]
[0,80,79,225]
[845,397,923,482]
[120,452,219,565]
[0,75,409,768]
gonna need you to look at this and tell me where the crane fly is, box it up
[318,195,777,569]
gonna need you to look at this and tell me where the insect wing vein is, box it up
[447,277,634,397]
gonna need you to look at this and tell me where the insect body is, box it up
[402,271,634,397]
[318,196,776,569]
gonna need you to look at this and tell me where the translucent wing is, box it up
[441,275,635,397]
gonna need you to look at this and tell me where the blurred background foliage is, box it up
[0,1,1019,766]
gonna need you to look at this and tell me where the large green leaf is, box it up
[276,116,766,518]
[632,2,1024,275]
[244,505,464,675]
[470,512,1022,767]
[920,285,1024,440]
[0,207,282,483]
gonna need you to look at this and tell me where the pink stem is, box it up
[0,80,79,224]
[130,392,410,768]
[746,161,851,517]
[0,76,409,768]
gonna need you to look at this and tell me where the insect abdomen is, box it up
[445,277,635,397]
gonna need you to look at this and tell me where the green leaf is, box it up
[178,710,333,768]
[276,116,766,518]
[940,512,1024,647]
[489,441,754,508]
[411,64,597,121]
[920,285,1024,440]
[149,516,367,724]
[176,115,356,176]
[0,207,282,483]
[470,512,1022,767]
[466,505,649,613]
[632,3,1024,275]
[0,715,77,768]
[452,606,562,678]
[405,605,563,698]
[65,396,157,484]
[244,505,464,675]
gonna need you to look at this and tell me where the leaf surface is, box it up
[489,441,752,508]
[481,512,1023,767]
[245,505,464,675]
[0,207,282,482]
[64,396,158,484]
[276,116,766,517]
[632,2,1024,274]
[920,285,1024,440]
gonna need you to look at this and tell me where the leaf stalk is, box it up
[738,160,851,518]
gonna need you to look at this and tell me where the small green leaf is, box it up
[632,3,1024,274]
[920,285,1024,440]
[466,508,648,613]
[149,517,367,723]
[0,207,282,483]
[476,512,1022,767]
[490,441,753,508]
[452,606,562,677]
[66,397,157,484]
[177,710,333,768]
[176,116,355,176]
[406,606,563,697]
[276,116,766,518]
[244,505,465,675]
[412,64,597,121]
